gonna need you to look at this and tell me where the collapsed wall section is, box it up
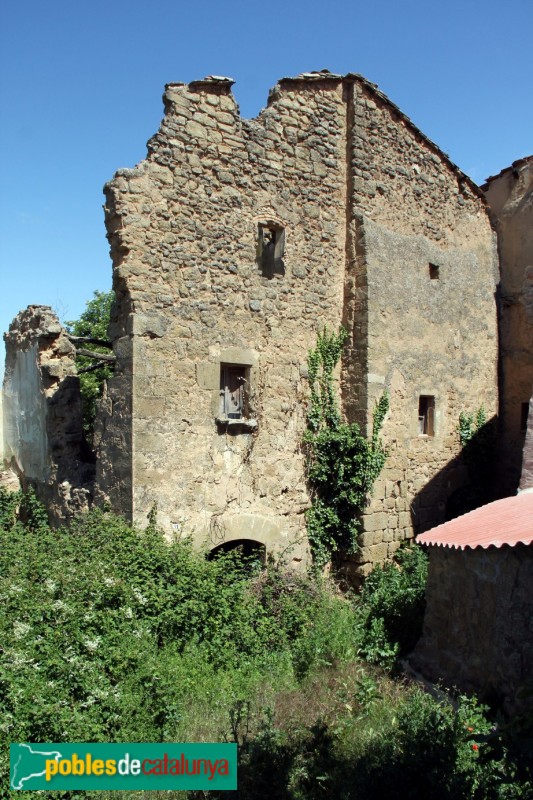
[3,306,94,521]
[98,75,349,558]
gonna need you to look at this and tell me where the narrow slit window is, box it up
[418,396,435,436]
[220,364,249,419]
[521,401,530,433]
[257,223,285,278]
[429,263,440,280]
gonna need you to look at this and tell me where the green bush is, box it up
[194,691,532,800]
[0,492,360,798]
[354,545,429,669]
[2,491,530,799]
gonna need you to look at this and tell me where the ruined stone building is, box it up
[2,307,95,518]
[482,157,533,494]
[2,72,501,577]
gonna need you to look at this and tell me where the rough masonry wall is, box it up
[341,80,499,577]
[100,76,348,557]
[98,72,498,570]
[484,158,533,494]
[3,307,93,521]
[412,544,533,714]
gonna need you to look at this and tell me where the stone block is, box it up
[362,512,388,532]
[360,532,375,548]
[132,313,169,338]
[368,543,389,562]
[186,121,208,139]
[354,561,374,579]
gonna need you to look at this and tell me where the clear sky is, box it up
[1,0,532,374]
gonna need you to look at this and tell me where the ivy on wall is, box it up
[304,327,389,569]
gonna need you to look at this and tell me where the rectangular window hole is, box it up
[418,395,435,436]
[257,223,285,278]
[429,263,440,280]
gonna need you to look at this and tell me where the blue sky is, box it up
[1,0,532,374]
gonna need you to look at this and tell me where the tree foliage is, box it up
[65,290,115,444]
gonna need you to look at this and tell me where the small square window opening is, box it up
[220,364,250,420]
[418,395,435,436]
[429,263,440,280]
[257,223,285,278]
[521,401,530,433]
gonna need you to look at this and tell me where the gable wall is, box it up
[484,159,533,493]
[99,78,349,557]
[96,74,498,570]
[338,82,498,578]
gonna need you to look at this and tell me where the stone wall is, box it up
[340,78,498,579]
[97,72,498,569]
[483,157,533,494]
[99,74,348,560]
[3,306,93,521]
[412,544,533,714]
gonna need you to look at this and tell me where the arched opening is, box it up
[208,539,266,569]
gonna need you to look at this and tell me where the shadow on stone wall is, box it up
[411,415,500,536]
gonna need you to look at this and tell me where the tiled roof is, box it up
[416,491,533,550]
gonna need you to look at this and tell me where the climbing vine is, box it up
[304,327,389,569]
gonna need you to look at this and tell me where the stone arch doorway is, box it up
[208,538,266,566]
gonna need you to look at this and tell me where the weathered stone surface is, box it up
[520,394,533,490]
[0,74,500,573]
[2,306,94,521]
[93,72,498,568]
[483,157,533,493]
[412,544,533,714]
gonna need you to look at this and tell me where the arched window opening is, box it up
[208,539,266,569]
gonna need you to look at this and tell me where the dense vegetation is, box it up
[1,489,531,799]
